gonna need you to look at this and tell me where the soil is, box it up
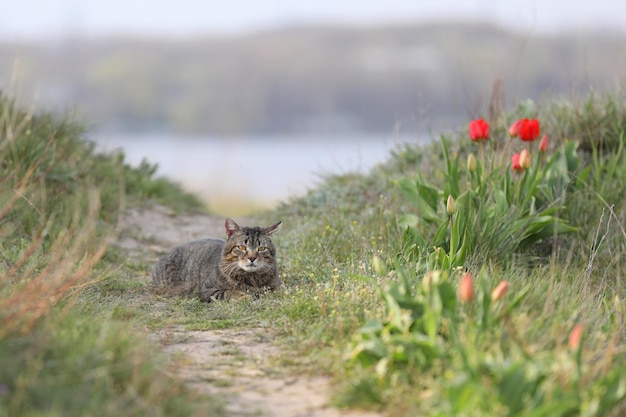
[117,205,379,417]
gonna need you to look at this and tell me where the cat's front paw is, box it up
[225,289,253,301]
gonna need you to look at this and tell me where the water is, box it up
[92,133,427,214]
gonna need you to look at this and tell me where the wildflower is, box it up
[518,118,540,142]
[539,134,549,152]
[519,149,531,169]
[458,272,474,303]
[446,195,456,216]
[468,118,489,142]
[568,324,583,352]
[467,153,477,172]
[508,120,523,137]
[491,281,509,300]
[511,153,523,172]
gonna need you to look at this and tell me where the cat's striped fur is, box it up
[152,218,282,301]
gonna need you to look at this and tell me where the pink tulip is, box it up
[539,134,549,152]
[508,120,523,137]
[511,153,523,172]
[491,281,509,300]
[569,324,583,352]
[458,272,474,303]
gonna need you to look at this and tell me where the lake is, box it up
[92,133,428,214]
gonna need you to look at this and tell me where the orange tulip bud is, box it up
[491,281,509,300]
[568,324,583,352]
[458,272,474,303]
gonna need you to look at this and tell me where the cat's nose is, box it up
[248,255,257,262]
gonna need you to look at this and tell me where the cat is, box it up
[151,218,282,301]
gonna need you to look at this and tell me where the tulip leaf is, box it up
[396,178,440,222]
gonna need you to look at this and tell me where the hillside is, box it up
[1,21,625,135]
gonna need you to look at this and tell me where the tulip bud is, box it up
[372,255,387,275]
[422,271,433,292]
[467,153,477,172]
[508,120,523,137]
[539,134,549,152]
[568,324,583,352]
[519,149,531,169]
[491,281,509,300]
[458,272,474,303]
[511,153,522,172]
[446,195,455,216]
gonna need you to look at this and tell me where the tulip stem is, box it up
[448,214,456,265]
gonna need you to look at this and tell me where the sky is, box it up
[1,0,625,41]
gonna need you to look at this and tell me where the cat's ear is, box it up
[264,221,282,235]
[225,218,240,237]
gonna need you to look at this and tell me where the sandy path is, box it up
[117,205,379,417]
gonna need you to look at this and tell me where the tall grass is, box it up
[0,94,219,417]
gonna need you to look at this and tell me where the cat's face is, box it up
[222,218,281,274]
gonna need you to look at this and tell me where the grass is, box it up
[0,93,221,417]
[1,89,625,416]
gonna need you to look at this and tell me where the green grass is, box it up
[1,90,625,416]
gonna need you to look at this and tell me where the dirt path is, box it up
[117,205,379,417]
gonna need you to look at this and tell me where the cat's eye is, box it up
[237,245,247,251]
[258,246,267,252]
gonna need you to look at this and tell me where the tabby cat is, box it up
[152,218,282,301]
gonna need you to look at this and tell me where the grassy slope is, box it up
[0,95,220,417]
[261,92,626,415]
[1,90,625,416]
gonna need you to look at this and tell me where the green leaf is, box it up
[396,178,421,205]
[396,178,441,223]
[440,136,461,197]
[563,140,580,172]
[437,281,458,316]
[496,362,545,415]
[398,213,419,229]
[493,188,509,215]
[417,181,441,212]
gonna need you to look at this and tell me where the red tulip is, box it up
[518,119,540,142]
[539,134,549,152]
[469,118,489,142]
[458,272,474,303]
[511,153,523,172]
